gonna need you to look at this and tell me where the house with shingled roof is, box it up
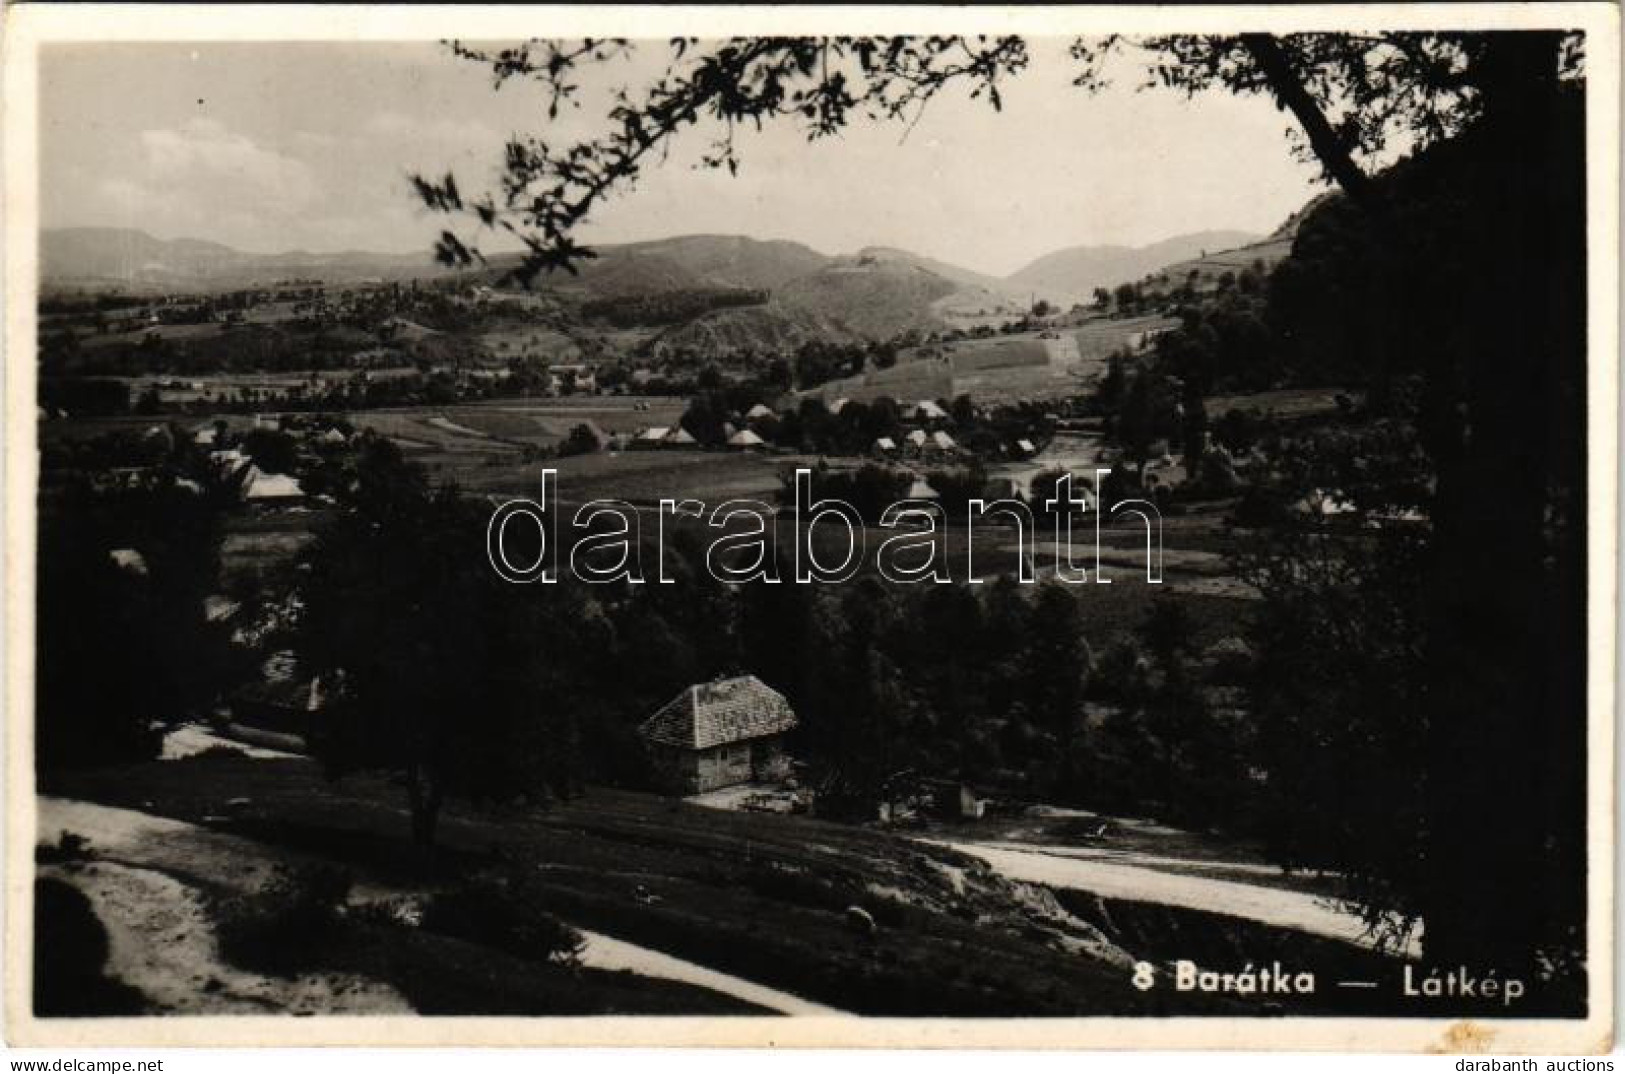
[639,674,798,794]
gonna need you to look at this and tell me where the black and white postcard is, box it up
[3,2,1617,1054]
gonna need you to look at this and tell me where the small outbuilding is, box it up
[240,466,305,504]
[905,477,940,501]
[639,675,798,794]
[634,426,672,449]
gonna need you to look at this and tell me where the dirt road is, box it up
[924,837,1418,956]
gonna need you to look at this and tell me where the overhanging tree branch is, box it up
[1241,34,1377,207]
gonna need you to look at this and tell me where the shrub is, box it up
[742,863,850,912]
[36,830,92,864]
[420,873,585,967]
[214,863,352,974]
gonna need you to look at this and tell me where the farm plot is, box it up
[1071,315,1180,365]
[76,321,227,350]
[1204,388,1347,422]
[810,361,955,408]
[809,322,1166,407]
[219,508,332,584]
[477,325,581,362]
[452,397,687,438]
[461,447,790,504]
[947,337,1051,373]
[347,411,527,483]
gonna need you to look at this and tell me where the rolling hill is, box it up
[527,234,833,298]
[1007,230,1262,301]
[41,228,450,289]
[854,246,1020,298]
[1149,197,1334,285]
[648,303,860,357]
[775,255,963,339]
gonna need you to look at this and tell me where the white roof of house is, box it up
[906,478,939,500]
[241,467,304,501]
[640,675,798,750]
[727,429,765,447]
[830,398,851,414]
[1016,438,1036,453]
[746,403,774,419]
[930,430,957,450]
[109,548,148,575]
[1296,488,1358,517]
[874,437,897,451]
[204,595,241,622]
[665,426,696,444]
[914,400,948,419]
[906,429,928,446]
[638,426,672,441]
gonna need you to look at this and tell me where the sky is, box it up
[39,40,1325,278]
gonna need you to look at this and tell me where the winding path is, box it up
[36,796,850,1015]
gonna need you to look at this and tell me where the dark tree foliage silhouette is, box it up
[1235,420,1435,952]
[297,439,583,845]
[417,32,1589,971]
[37,475,235,770]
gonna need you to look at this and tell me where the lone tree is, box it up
[415,32,1588,969]
[297,439,581,845]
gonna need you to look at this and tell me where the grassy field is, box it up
[947,337,1051,373]
[551,448,787,502]
[220,509,332,586]
[43,753,1438,1016]
[75,321,224,349]
[1156,235,1295,282]
[477,325,582,363]
[35,793,765,1017]
[812,360,956,407]
[803,316,1179,408]
[1070,314,1180,365]
[1205,388,1347,422]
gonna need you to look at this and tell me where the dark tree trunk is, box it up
[1415,31,1583,972]
[407,761,445,848]
[1252,32,1586,971]
[1242,35,1378,208]
[1180,388,1208,476]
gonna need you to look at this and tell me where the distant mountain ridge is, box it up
[41,227,451,288]
[1147,199,1332,285]
[1006,230,1263,300]
[854,246,1020,298]
[42,223,1290,341]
